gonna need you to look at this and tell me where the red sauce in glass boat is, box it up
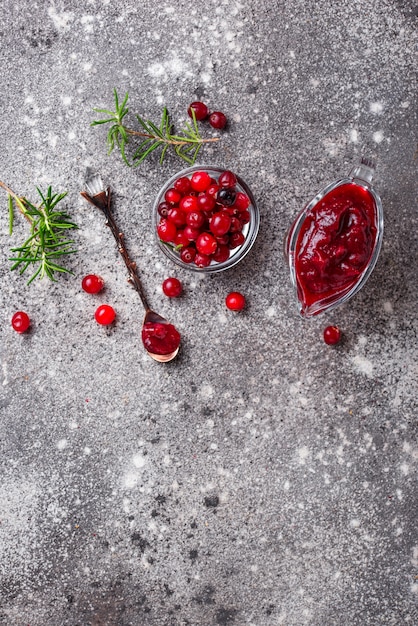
[294,182,377,309]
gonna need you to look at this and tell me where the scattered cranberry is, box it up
[225,292,246,311]
[187,101,209,121]
[11,311,30,333]
[209,111,227,129]
[323,325,342,345]
[95,304,116,326]
[82,274,104,294]
[162,277,183,298]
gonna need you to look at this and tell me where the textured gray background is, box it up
[0,1,417,625]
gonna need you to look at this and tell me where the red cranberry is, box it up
[240,209,251,224]
[218,170,237,188]
[233,192,250,211]
[82,274,104,294]
[184,225,201,241]
[157,219,177,243]
[196,232,217,256]
[180,195,199,213]
[162,277,183,298]
[207,183,220,198]
[209,212,231,236]
[164,188,182,206]
[11,311,30,333]
[95,304,116,325]
[215,234,230,246]
[186,210,206,229]
[229,232,245,248]
[225,292,246,311]
[213,244,230,263]
[174,176,191,194]
[217,188,237,206]
[158,201,171,218]
[187,101,209,121]
[167,207,187,227]
[191,171,212,192]
[174,230,190,247]
[197,193,216,212]
[180,246,197,263]
[209,111,227,129]
[229,216,242,233]
[194,253,211,267]
[323,325,342,345]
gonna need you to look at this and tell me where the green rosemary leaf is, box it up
[119,137,132,167]
[136,114,153,133]
[133,138,154,157]
[159,144,169,164]
[175,145,194,164]
[146,120,163,138]
[120,91,129,111]
[119,124,129,142]
[8,194,13,235]
[113,88,119,110]
[190,108,199,134]
[134,141,162,164]
[93,107,116,116]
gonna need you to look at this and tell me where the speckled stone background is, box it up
[0,1,417,625]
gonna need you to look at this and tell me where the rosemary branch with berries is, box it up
[91,89,220,166]
[0,181,78,284]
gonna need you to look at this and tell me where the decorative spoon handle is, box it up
[80,185,151,312]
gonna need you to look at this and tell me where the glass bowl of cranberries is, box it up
[153,166,260,272]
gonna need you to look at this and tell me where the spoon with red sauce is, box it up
[81,173,181,362]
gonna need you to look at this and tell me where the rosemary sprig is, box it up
[91,88,220,166]
[0,181,78,284]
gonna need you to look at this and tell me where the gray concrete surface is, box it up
[0,1,417,625]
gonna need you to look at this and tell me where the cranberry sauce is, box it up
[294,182,377,312]
[142,321,181,356]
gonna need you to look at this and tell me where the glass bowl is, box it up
[152,165,260,273]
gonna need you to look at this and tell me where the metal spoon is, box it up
[81,173,180,362]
